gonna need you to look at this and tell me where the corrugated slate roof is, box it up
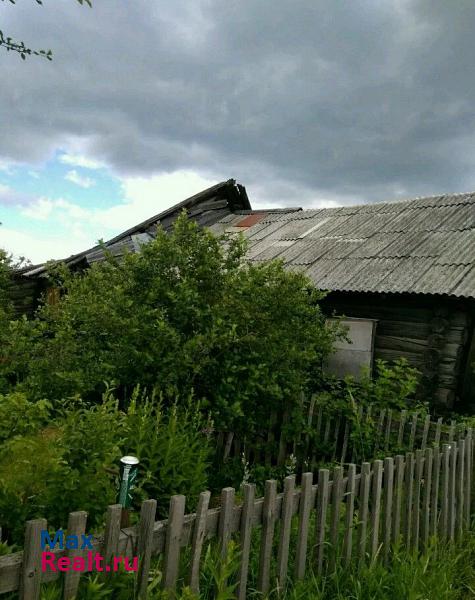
[239,192,475,298]
[19,183,475,299]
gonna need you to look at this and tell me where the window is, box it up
[325,317,377,380]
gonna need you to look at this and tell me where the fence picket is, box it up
[295,473,313,580]
[392,455,404,544]
[358,462,371,566]
[218,487,235,558]
[189,491,210,594]
[449,441,457,541]
[331,417,341,461]
[343,464,356,566]
[19,519,46,600]
[383,457,394,563]
[303,398,316,468]
[412,449,424,551]
[434,417,443,447]
[404,452,415,548]
[278,410,289,466]
[63,511,87,600]
[375,410,386,453]
[465,429,472,529]
[277,475,295,589]
[421,414,431,451]
[163,495,185,592]
[456,439,465,539]
[422,448,433,548]
[103,505,122,567]
[384,411,393,452]
[430,446,441,537]
[409,414,418,451]
[137,499,157,598]
[341,420,350,465]
[397,410,407,447]
[351,406,364,462]
[265,412,277,467]
[370,460,383,562]
[237,484,255,600]
[257,480,277,594]
[329,466,343,571]
[315,468,330,575]
[448,421,456,443]
[440,444,450,539]
[323,415,331,448]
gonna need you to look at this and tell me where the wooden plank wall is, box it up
[7,275,44,318]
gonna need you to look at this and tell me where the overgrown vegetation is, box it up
[1,214,337,438]
[0,389,212,543]
[0,217,338,544]
[0,218,434,599]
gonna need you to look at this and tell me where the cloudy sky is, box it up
[1,0,475,262]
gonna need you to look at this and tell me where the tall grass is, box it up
[279,534,475,600]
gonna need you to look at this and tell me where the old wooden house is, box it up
[11,180,475,408]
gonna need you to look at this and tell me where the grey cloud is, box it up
[2,1,475,205]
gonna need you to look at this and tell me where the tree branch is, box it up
[1,0,91,60]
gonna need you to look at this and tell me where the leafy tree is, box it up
[0,248,12,316]
[0,0,91,60]
[2,212,338,438]
[0,249,13,349]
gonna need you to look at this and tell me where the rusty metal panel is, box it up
[235,213,267,227]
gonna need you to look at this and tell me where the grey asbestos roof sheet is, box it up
[242,191,475,298]
[21,183,475,299]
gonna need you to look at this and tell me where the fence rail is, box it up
[0,412,473,599]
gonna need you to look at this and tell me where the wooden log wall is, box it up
[7,275,44,318]
[322,291,475,408]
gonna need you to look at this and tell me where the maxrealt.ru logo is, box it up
[40,530,138,573]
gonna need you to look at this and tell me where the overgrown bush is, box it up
[124,389,212,515]
[0,390,50,442]
[1,213,338,440]
[316,358,422,415]
[0,390,212,545]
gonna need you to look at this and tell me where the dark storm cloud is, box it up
[2,0,475,205]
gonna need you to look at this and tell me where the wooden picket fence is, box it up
[0,414,473,599]
[217,401,461,469]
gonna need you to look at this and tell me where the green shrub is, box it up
[2,213,338,439]
[316,358,422,415]
[124,390,212,515]
[0,391,50,442]
[0,427,65,542]
[0,390,212,544]
[0,395,122,542]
